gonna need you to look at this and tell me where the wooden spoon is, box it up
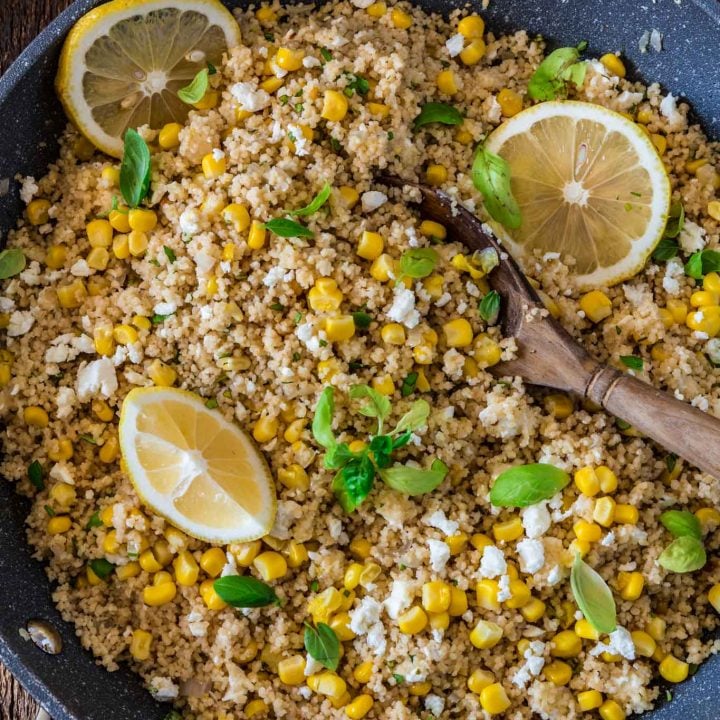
[379,176,720,479]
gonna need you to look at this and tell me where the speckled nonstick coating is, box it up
[0,1,719,718]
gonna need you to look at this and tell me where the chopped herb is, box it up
[0,249,26,280]
[264,217,314,238]
[616,418,631,431]
[320,47,332,62]
[348,360,365,373]
[290,182,332,217]
[620,355,644,371]
[401,372,418,397]
[152,313,172,324]
[270,302,285,312]
[528,43,587,101]
[294,312,304,324]
[205,398,219,409]
[119,128,151,208]
[330,137,342,153]
[207,62,217,76]
[310,580,320,592]
[413,102,463,129]
[79,433,98,445]
[479,290,501,325]
[292,351,301,362]
[149,258,160,267]
[280,94,290,105]
[294,103,304,113]
[213,576,280,607]
[318,339,328,347]
[294,88,304,97]
[177,68,209,105]
[304,622,340,671]
[352,311,372,329]
[665,453,678,473]
[89,558,114,580]
[28,460,44,490]
[164,712,183,720]
[163,246,176,263]
[345,73,370,96]
[44,505,55,517]
[85,512,103,530]
[630,191,642,197]
[264,31,275,41]
[393,673,405,684]
[387,131,395,140]
[665,691,673,703]
[472,145,522,229]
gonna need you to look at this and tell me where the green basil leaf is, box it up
[570,555,617,634]
[163,246,176,263]
[207,62,217,76]
[214,575,280,607]
[163,712,183,720]
[89,558,114,580]
[349,384,391,423]
[177,68,209,104]
[312,386,336,450]
[304,622,340,671]
[471,146,522,229]
[399,248,439,279]
[264,217,314,238]
[152,313,172,324]
[291,182,332,217]
[28,460,44,490]
[401,372,418,397]
[85,511,103,530]
[393,399,430,434]
[392,430,412,449]
[333,455,375,512]
[119,129,151,209]
[413,102,463,129]
[324,442,356,470]
[345,73,370,96]
[379,458,448,496]
[658,535,707,573]
[352,311,372,329]
[664,201,685,239]
[489,463,570,507]
[0,248,26,280]
[660,510,702,540]
[652,236,679,262]
[528,45,587,101]
[685,249,720,279]
[369,434,394,468]
[479,290,501,325]
[620,355,643,371]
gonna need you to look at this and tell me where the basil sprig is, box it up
[401,372,418,397]
[658,509,707,573]
[685,249,720,280]
[471,146,522,229]
[660,510,702,540]
[413,102,463,129]
[652,202,684,262]
[264,217,314,238]
[312,386,445,512]
[213,576,280,607]
[399,248,439,279]
[290,182,332,217]
[120,129,151,208]
[304,622,340,670]
[178,68,209,105]
[489,463,569,507]
[528,42,588,101]
[89,558,114,580]
[28,460,44,490]
[479,290,501,325]
[0,248,26,280]
[620,355,643,371]
[570,555,617,633]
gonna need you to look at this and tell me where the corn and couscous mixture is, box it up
[2,1,720,718]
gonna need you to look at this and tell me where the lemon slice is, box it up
[484,101,671,288]
[119,388,276,543]
[56,0,241,157]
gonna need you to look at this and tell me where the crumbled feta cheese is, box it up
[445,33,465,57]
[221,551,239,577]
[349,597,386,655]
[679,220,706,254]
[522,502,551,538]
[0,297,15,313]
[186,610,208,637]
[706,339,720,365]
[601,531,616,547]
[547,564,563,585]
[263,266,293,287]
[288,124,311,156]
[20,261,42,286]
[512,640,546,688]
[423,509,459,535]
[361,191,387,212]
[479,545,507,578]
[7,310,34,337]
[70,259,93,277]
[304,655,324,676]
[302,56,321,68]
[20,176,38,204]
[384,579,415,619]
[49,462,74,486]
[56,387,77,419]
[154,301,177,316]
[424,695,445,717]
[387,285,420,329]
[590,626,636,660]
[230,82,271,112]
[150,677,179,701]
[76,358,118,401]
[270,500,302,540]
[179,207,201,235]
[517,538,545,574]
[660,93,684,129]
[442,348,465,379]
[434,292,452,308]
[497,574,511,601]
[352,0,375,8]
[212,148,225,162]
[427,538,451,572]
[662,258,684,295]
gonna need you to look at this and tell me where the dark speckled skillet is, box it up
[0,1,719,718]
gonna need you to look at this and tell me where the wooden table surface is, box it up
[1,3,75,716]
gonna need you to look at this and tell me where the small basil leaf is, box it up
[471,146,522,229]
[89,558,114,580]
[479,290,501,325]
[392,430,412,449]
[401,372,418,397]
[312,386,336,450]
[163,246,176,263]
[178,68,209,105]
[685,249,720,279]
[379,458,448,496]
[265,217,314,238]
[660,510,702,541]
[570,555,617,634]
[304,622,340,671]
[489,463,570,507]
[332,455,375,512]
[528,45,587,101]
[399,248,439,279]
[324,442,355,470]
[658,535,706,573]
[0,248,26,280]
[393,399,430,434]
[369,434,393,468]
[349,384,391,423]
[620,355,643,371]
[652,236,679,262]
[291,182,332,217]
[663,201,685,239]
[413,102,464,129]
[352,311,372,329]
[119,129,151,209]
[213,576,280,607]
[85,511,103,530]
[28,460,44,490]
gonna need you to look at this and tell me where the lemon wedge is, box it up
[484,101,671,288]
[119,388,276,543]
[56,0,241,157]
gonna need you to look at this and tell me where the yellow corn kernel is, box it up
[325,315,356,342]
[460,38,486,65]
[202,153,227,180]
[467,668,495,694]
[253,415,279,443]
[91,327,114,359]
[708,200,720,222]
[580,290,612,322]
[593,496,616,527]
[598,700,625,720]
[421,581,451,614]
[575,618,599,641]
[308,277,343,311]
[128,316,150,333]
[479,683,511,715]
[27,199,51,225]
[445,533,468,556]
[245,699,268,718]
[147,359,177,387]
[173,550,199,586]
[357,231,384,261]
[308,588,343,624]
[574,519,602,543]
[277,654,306,686]
[691,290,720,308]
[659,654,689,683]
[204,276,218,298]
[139,549,163,573]
[359,562,382,589]
[230,540,261,568]
[704,583,720,614]
[345,694,373,719]
[322,90,349,122]
[426,164,448,186]
[686,306,720,336]
[470,620,503,649]
[568,538,591,559]
[353,661,373,685]
[658,308,674,329]
[219,206,250,237]
[435,586,462,619]
[686,157,709,175]
[545,393,574,420]
[405,681,430,696]
[544,660,572,686]
[109,207,131,233]
[109,233,129,260]
[368,253,395,283]
[645,616,666,642]
[314,672,347,700]
[416,221,445,243]
[475,579,500,611]
[254,551,287,581]
[57,279,87,309]
[102,166,120,187]
[451,128,473,147]
[113,324,138,346]
[85,246,109,271]
[497,88,523,117]
[631,630,656,658]
[45,244,67,269]
[116,562,141,581]
[277,464,310,492]
[704,272,720,294]
[256,5,276,22]
[128,209,157,233]
[128,230,148,257]
[427,611,448,631]
[666,298,688,324]
[349,537,372,560]
[330,611,356,641]
[398,606,428,635]
[492,516,523,543]
[437,69,459,96]
[614,504,639,525]
[158,122,182,150]
[651,133,667,155]
[48,475,76,504]
[86,219,113,248]
[47,515,72,535]
[337,186,360,210]
[285,540,309,569]
[24,406,49,428]
[443,318,473,348]
[617,571,644,602]
[100,507,114,527]
[474,334,502,367]
[505,579,531,609]
[193,89,218,110]
[578,689,603,711]
[376,323,405,347]
[367,102,390,118]
[596,466,618,493]
[129,629,152,661]
[551,630,582,658]
[521,597,546,622]
[366,2,387,17]
[458,14,485,38]
[198,578,226,610]
[199,547,226,578]
[410,344,431,365]
[276,47,305,72]
[599,53,626,78]
[342,563,363,592]
[696,507,720,533]
[143,580,177,606]
[283,419,307,444]
[390,7,412,28]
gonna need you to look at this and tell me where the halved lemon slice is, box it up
[119,387,276,543]
[56,0,241,157]
[484,101,671,288]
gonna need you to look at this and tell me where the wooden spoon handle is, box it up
[587,366,720,478]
